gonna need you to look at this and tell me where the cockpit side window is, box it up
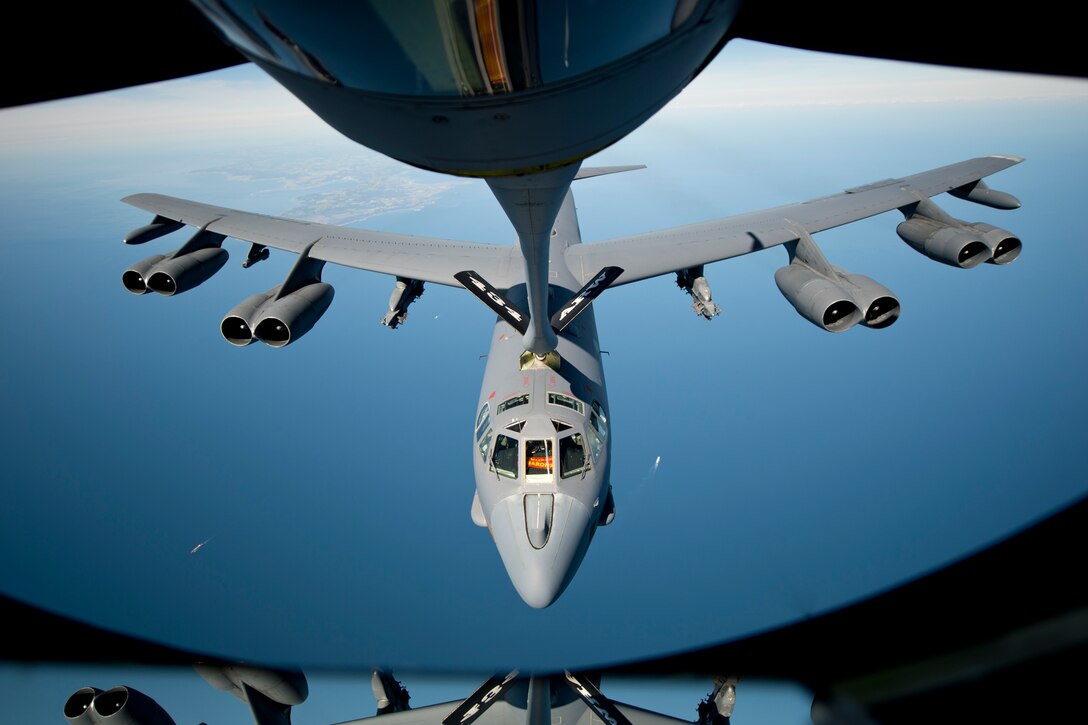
[478,428,493,462]
[491,435,519,479]
[497,394,529,414]
[476,403,493,461]
[559,434,588,478]
[475,403,490,439]
[590,400,608,438]
[586,427,603,463]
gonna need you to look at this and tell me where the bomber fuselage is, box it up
[470,192,613,608]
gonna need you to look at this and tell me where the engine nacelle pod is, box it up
[122,255,167,295]
[896,217,990,268]
[64,686,175,725]
[253,282,335,347]
[970,222,1022,265]
[834,269,900,329]
[221,287,281,346]
[774,264,861,332]
[145,247,230,296]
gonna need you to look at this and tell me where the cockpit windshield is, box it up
[525,439,554,480]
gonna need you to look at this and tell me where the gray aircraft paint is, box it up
[118,157,1024,607]
[470,191,613,609]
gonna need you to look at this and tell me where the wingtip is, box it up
[991,154,1026,164]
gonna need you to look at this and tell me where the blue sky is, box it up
[1,38,1087,723]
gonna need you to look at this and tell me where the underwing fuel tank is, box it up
[194,662,309,706]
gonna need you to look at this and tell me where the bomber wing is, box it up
[122,193,520,288]
[564,155,1023,286]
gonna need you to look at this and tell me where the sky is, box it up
[1,37,1087,724]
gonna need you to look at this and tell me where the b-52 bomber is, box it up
[119,153,1023,607]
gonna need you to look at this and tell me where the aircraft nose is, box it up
[489,493,594,608]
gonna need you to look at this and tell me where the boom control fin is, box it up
[455,271,529,335]
[552,266,623,333]
[563,671,635,725]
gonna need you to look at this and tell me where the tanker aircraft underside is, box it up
[118,155,1024,607]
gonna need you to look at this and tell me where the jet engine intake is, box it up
[970,222,1023,265]
[63,686,175,725]
[63,687,101,725]
[896,217,990,268]
[221,287,280,346]
[774,263,861,332]
[122,254,167,295]
[834,268,901,329]
[252,281,334,348]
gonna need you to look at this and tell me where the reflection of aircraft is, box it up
[21,495,1088,722]
[119,154,1024,607]
[65,662,308,725]
[65,664,739,725]
[614,496,1088,725]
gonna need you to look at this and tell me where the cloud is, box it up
[0,66,323,150]
[668,41,1088,110]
